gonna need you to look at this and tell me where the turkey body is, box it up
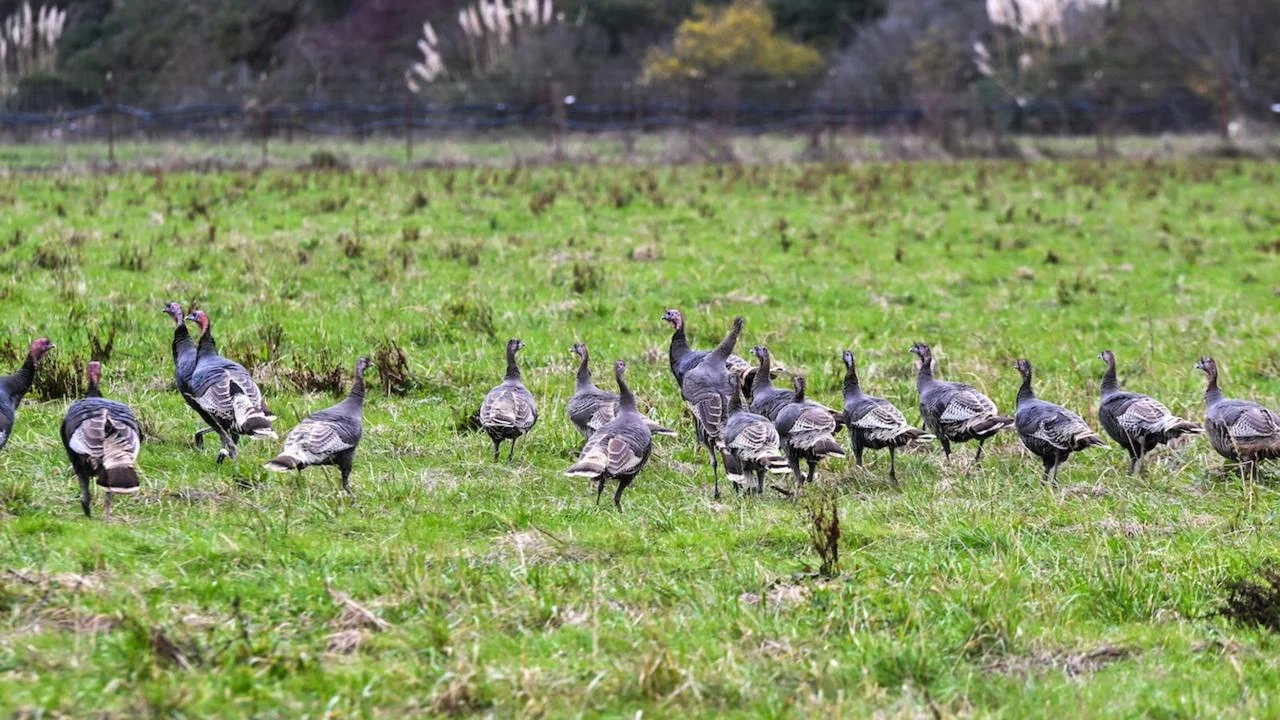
[1013,359,1105,485]
[480,338,537,460]
[61,362,141,518]
[1097,350,1200,474]
[841,350,932,483]
[565,360,653,511]
[265,357,371,494]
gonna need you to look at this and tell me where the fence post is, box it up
[549,78,566,158]
[104,71,115,167]
[404,89,414,165]
[685,79,696,159]
[258,73,270,166]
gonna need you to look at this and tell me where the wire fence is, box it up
[2,74,1277,168]
[0,96,1225,136]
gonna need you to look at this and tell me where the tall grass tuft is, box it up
[375,340,415,396]
[802,485,841,578]
[33,352,82,400]
[1219,564,1280,633]
[87,319,119,362]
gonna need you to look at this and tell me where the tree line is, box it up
[1,0,1277,138]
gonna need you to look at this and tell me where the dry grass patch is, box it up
[740,581,811,610]
[985,644,1134,678]
[3,569,105,593]
[325,587,391,655]
[17,607,120,635]
[491,529,579,565]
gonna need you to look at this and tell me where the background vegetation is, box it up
[0,0,1276,141]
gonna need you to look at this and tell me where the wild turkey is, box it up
[1195,357,1280,482]
[911,342,1012,466]
[721,372,791,494]
[566,343,674,441]
[265,357,371,494]
[774,375,845,488]
[749,345,842,425]
[749,346,794,421]
[565,360,653,511]
[163,302,214,443]
[1098,349,1201,474]
[0,338,53,453]
[842,350,933,483]
[663,308,756,398]
[1013,359,1105,485]
[184,310,277,463]
[480,338,538,461]
[679,316,744,499]
[61,361,141,519]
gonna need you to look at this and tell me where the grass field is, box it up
[0,129,1276,172]
[1,160,1280,717]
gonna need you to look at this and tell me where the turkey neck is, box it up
[915,355,934,390]
[86,375,102,399]
[505,348,522,382]
[173,323,196,365]
[1203,367,1222,406]
[726,384,744,415]
[752,352,772,395]
[615,368,636,412]
[843,359,862,400]
[1100,357,1120,396]
[196,323,217,359]
[1016,370,1036,406]
[668,323,691,365]
[3,353,38,403]
[710,321,742,360]
[575,352,594,391]
[344,369,367,409]
[794,381,807,404]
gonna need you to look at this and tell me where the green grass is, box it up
[1,160,1280,717]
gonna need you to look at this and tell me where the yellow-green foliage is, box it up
[642,0,823,83]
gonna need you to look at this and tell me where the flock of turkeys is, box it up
[0,306,1277,517]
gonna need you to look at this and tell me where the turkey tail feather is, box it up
[971,416,1014,437]
[899,427,935,443]
[566,446,608,478]
[100,466,140,494]
[99,416,140,493]
[765,454,792,474]
[230,378,277,439]
[264,455,301,472]
[809,436,845,459]
[719,445,746,485]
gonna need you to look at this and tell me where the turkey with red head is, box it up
[183,309,277,463]
[0,338,54,453]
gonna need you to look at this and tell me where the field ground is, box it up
[0,129,1278,172]
[1,160,1279,717]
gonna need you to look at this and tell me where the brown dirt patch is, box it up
[740,582,811,610]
